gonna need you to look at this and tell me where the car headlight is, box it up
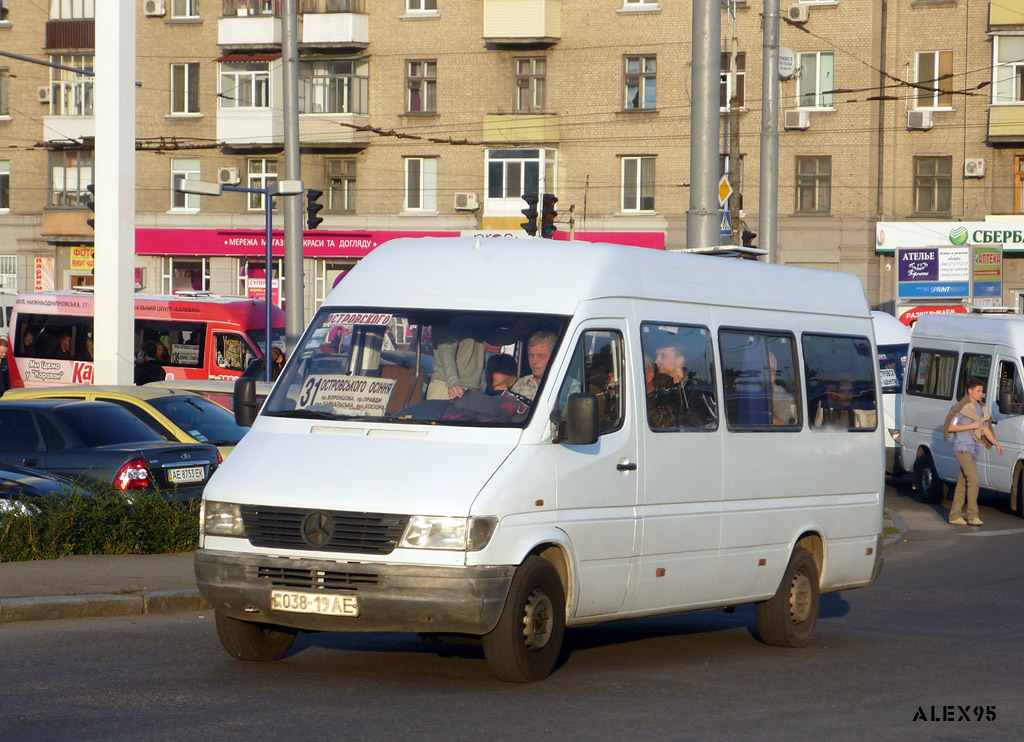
[202,500,245,538]
[888,428,900,442]
[400,516,497,551]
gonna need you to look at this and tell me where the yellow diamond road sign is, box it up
[718,176,733,207]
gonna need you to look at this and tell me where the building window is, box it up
[515,58,546,113]
[796,156,831,214]
[247,158,277,211]
[49,150,92,207]
[229,0,280,16]
[1015,156,1024,214]
[171,0,199,18]
[798,51,834,108]
[298,58,368,114]
[0,160,9,210]
[622,156,655,211]
[171,63,200,115]
[49,0,94,19]
[170,158,201,211]
[624,0,658,4]
[406,0,436,10]
[405,157,437,211]
[219,62,270,109]
[0,68,9,116]
[624,56,656,110]
[50,55,94,117]
[162,257,210,294]
[994,36,1024,104]
[916,51,952,109]
[327,159,356,212]
[0,255,16,290]
[720,52,745,111]
[488,149,539,200]
[913,156,952,215]
[406,60,437,114]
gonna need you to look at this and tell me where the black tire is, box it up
[913,452,944,504]
[755,547,820,648]
[1017,469,1024,519]
[482,556,565,683]
[215,611,296,662]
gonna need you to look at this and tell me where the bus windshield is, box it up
[877,343,908,394]
[263,308,568,427]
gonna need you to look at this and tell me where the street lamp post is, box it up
[175,178,304,383]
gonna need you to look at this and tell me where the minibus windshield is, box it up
[263,308,568,426]
[877,343,908,394]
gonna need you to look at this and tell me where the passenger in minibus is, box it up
[652,340,715,427]
[510,331,556,401]
[769,351,797,425]
[485,353,518,394]
[426,319,486,401]
[54,330,73,359]
[20,328,36,357]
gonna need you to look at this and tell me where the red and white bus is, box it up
[5,290,285,388]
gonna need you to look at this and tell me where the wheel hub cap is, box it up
[789,572,812,623]
[522,588,553,650]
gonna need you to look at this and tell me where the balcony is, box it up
[990,1,1024,28]
[220,0,281,49]
[43,115,95,143]
[44,19,94,49]
[483,0,560,46]
[42,210,92,238]
[300,113,370,148]
[299,0,368,49]
[988,105,1024,142]
[482,113,559,144]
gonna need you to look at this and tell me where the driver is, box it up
[510,331,556,401]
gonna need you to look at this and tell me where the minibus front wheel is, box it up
[215,611,297,662]
[755,547,820,648]
[482,555,566,683]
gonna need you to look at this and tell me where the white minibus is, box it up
[901,313,1024,514]
[196,238,884,682]
[871,311,911,476]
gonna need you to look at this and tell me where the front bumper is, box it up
[194,549,514,635]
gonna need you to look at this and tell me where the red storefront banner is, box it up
[897,304,968,327]
[135,228,666,258]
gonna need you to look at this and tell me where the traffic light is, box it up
[742,228,757,247]
[540,192,558,239]
[520,192,539,236]
[85,183,95,230]
[306,188,324,230]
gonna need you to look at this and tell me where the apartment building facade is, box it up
[1,0,1023,316]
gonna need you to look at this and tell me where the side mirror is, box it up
[564,393,599,445]
[234,377,259,427]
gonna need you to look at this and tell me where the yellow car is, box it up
[2,385,246,458]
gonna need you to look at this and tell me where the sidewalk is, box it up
[0,495,913,626]
[0,552,207,624]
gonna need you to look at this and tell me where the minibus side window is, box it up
[905,348,957,399]
[802,333,877,431]
[554,329,625,435]
[640,322,718,431]
[956,353,992,399]
[215,333,256,372]
[719,329,801,430]
[136,321,207,369]
[997,361,1023,416]
[20,315,93,361]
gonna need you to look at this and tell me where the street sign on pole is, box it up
[719,210,732,240]
[718,175,733,207]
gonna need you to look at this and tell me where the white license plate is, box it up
[270,590,359,617]
[167,465,205,484]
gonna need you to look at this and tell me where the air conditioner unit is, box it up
[454,192,479,211]
[787,3,809,23]
[964,158,986,178]
[783,109,810,130]
[907,109,933,130]
[144,0,166,17]
[37,86,51,104]
[218,167,240,185]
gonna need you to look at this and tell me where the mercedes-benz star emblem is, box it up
[301,512,334,548]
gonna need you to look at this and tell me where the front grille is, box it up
[254,565,380,590]
[241,505,409,555]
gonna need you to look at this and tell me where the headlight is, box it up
[888,428,900,442]
[400,516,497,551]
[202,501,245,538]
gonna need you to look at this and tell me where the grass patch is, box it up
[0,485,200,562]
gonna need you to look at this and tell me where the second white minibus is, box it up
[196,238,884,682]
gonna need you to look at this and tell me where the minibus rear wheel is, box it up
[755,547,820,648]
[482,556,566,683]
[913,452,944,503]
[215,611,296,662]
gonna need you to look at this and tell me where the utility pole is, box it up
[93,1,134,384]
[282,0,304,351]
[687,0,722,251]
[759,0,781,263]
[728,0,742,246]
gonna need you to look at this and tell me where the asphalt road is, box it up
[1,482,1022,741]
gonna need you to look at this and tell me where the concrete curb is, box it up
[0,589,210,625]
[883,507,909,549]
